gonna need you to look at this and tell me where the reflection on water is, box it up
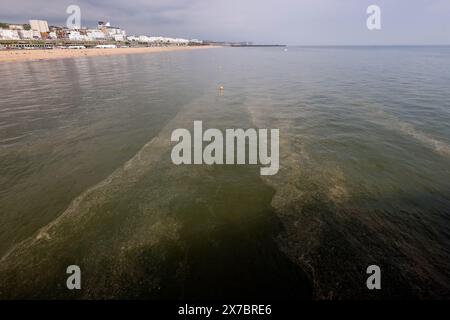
[0,47,449,299]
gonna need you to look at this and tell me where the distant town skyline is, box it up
[0,0,449,45]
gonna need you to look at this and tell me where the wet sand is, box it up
[0,46,220,63]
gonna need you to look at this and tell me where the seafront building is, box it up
[29,20,49,33]
[0,18,202,47]
[129,35,191,46]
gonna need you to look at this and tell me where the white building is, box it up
[190,39,203,45]
[132,35,190,45]
[9,24,24,30]
[18,29,33,39]
[32,30,42,39]
[127,36,139,42]
[113,34,125,42]
[29,20,49,33]
[138,35,150,43]
[105,27,126,40]
[172,38,189,45]
[0,29,20,40]
[86,29,106,41]
[68,31,86,41]
[98,21,126,40]
[149,36,163,43]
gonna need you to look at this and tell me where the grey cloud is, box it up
[0,0,449,44]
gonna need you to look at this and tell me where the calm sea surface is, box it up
[0,46,449,299]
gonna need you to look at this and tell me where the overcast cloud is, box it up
[0,0,449,45]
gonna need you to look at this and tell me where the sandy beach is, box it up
[0,46,219,63]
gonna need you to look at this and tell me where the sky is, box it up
[0,0,449,45]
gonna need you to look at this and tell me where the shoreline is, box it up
[0,46,220,63]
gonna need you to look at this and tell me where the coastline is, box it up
[0,46,220,63]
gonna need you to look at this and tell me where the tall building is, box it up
[29,20,49,33]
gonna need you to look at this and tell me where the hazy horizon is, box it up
[0,0,449,45]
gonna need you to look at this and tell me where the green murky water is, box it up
[0,47,449,299]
